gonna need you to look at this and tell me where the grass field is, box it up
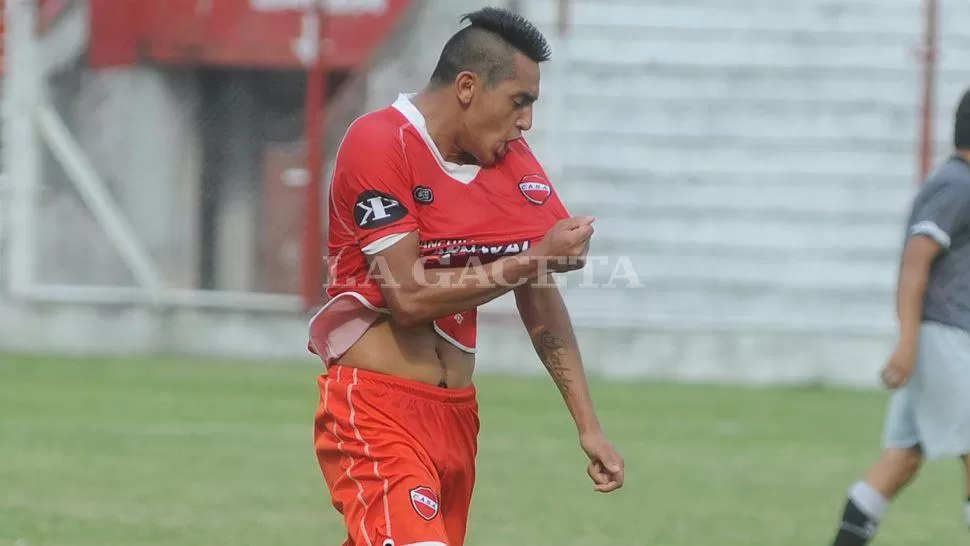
[1,353,967,545]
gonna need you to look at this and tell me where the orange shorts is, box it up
[314,366,479,546]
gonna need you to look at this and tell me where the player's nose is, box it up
[516,106,534,132]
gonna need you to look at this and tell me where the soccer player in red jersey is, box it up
[309,7,625,545]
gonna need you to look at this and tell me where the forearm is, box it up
[517,281,601,435]
[896,248,931,347]
[393,253,542,324]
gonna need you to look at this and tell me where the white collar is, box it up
[391,93,480,185]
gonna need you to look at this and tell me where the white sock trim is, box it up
[964,501,970,527]
[849,481,889,521]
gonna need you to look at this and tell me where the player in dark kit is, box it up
[829,89,970,545]
[308,7,625,546]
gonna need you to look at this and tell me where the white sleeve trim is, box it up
[362,231,414,256]
[909,220,951,249]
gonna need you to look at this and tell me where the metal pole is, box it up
[2,0,41,295]
[558,0,570,37]
[918,0,939,183]
[35,102,165,290]
[301,0,326,311]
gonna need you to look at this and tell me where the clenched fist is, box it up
[529,216,596,273]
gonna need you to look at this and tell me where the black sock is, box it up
[833,497,878,546]
[833,497,877,545]
[832,481,888,545]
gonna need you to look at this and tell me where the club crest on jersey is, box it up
[409,486,440,521]
[518,174,551,205]
[413,186,434,205]
[354,190,409,229]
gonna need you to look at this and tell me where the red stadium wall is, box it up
[89,0,412,70]
[1,0,412,73]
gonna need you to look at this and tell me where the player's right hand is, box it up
[580,430,625,493]
[881,341,917,389]
[533,216,596,273]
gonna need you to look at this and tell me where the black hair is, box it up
[956,88,970,150]
[429,7,551,88]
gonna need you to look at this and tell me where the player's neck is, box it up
[410,88,472,165]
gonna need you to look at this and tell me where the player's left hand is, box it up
[580,431,625,493]
[881,341,917,389]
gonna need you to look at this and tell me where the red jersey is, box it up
[308,93,569,365]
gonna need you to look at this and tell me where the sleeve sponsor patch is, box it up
[413,186,434,204]
[354,190,409,229]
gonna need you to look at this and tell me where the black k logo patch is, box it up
[354,190,409,229]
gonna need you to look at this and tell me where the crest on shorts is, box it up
[409,486,440,521]
[518,174,551,205]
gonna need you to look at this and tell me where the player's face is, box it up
[460,52,540,167]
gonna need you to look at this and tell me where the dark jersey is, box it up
[905,155,970,331]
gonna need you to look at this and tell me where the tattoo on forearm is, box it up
[531,327,573,397]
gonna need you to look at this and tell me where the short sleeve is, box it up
[908,179,970,249]
[331,118,419,253]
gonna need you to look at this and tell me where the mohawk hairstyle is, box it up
[429,6,551,88]
[956,88,970,150]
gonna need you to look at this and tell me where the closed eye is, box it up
[514,93,538,109]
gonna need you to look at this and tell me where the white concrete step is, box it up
[561,284,893,329]
[559,69,967,112]
[526,0,927,36]
[562,35,957,74]
[590,214,903,253]
[556,179,914,217]
[475,319,892,388]
[528,0,970,42]
[575,252,897,292]
[558,22,920,45]
[557,25,970,56]
[506,0,947,348]
[586,238,899,263]
[547,165,916,189]
[480,279,894,333]
[549,97,933,145]
[556,133,917,178]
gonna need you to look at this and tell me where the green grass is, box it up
[0,353,966,545]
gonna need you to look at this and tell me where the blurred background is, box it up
[3,1,970,545]
[3,0,969,386]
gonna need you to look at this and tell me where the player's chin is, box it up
[489,143,510,164]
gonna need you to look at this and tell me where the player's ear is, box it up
[455,71,477,107]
